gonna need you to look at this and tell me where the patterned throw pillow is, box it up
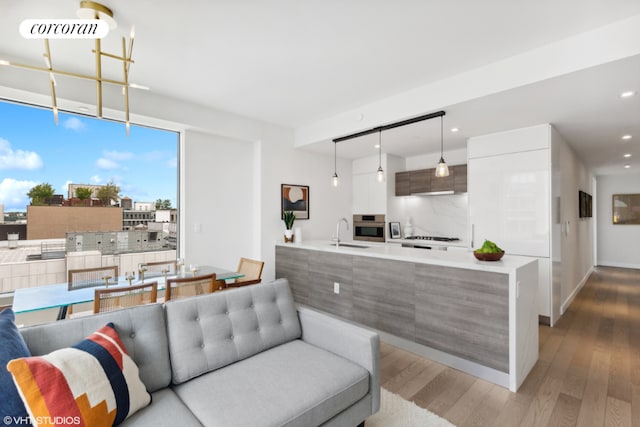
[0,308,31,426]
[7,323,151,427]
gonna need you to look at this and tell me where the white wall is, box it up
[182,130,257,271]
[596,173,640,269]
[551,128,594,314]
[258,124,353,281]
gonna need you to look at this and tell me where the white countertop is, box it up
[277,240,537,273]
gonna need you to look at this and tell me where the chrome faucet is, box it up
[336,217,349,247]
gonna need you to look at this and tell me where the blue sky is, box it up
[0,100,178,212]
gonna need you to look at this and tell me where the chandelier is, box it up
[0,1,139,134]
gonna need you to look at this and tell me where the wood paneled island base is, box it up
[275,241,539,391]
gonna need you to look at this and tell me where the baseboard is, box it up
[560,266,594,314]
[597,261,640,270]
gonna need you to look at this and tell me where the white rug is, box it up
[366,388,456,427]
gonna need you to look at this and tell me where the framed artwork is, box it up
[612,193,640,224]
[389,222,401,239]
[281,184,309,220]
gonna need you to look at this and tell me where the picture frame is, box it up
[612,193,640,224]
[281,184,309,220]
[389,222,401,239]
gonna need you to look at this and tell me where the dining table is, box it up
[12,265,244,320]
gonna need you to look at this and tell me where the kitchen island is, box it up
[275,240,538,391]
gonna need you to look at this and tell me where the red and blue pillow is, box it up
[7,323,150,427]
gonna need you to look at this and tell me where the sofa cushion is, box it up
[0,308,31,426]
[121,388,202,427]
[19,303,171,393]
[172,340,369,427]
[8,323,150,427]
[164,278,301,384]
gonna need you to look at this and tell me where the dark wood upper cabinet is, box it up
[429,170,454,192]
[395,164,467,196]
[395,171,411,196]
[452,164,467,193]
[409,169,430,194]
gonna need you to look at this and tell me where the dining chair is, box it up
[68,266,119,291]
[165,273,217,301]
[66,265,120,317]
[227,258,264,288]
[139,260,177,280]
[93,282,158,314]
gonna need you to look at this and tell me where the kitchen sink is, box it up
[329,243,370,249]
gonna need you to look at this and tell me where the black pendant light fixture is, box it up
[435,114,449,177]
[332,141,339,187]
[331,110,446,186]
[376,129,384,182]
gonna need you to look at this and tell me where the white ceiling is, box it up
[0,0,639,175]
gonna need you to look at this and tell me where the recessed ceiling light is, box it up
[624,164,631,169]
[450,127,459,133]
[621,91,636,98]
[374,144,380,149]
[624,153,632,158]
[622,135,632,140]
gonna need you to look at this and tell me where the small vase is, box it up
[284,229,294,243]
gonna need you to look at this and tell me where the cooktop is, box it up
[405,236,461,242]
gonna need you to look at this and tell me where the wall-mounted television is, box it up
[579,190,592,218]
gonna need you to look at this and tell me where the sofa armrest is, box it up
[297,306,380,414]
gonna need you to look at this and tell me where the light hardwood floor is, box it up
[379,266,640,427]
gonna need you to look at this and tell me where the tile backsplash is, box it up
[390,193,468,240]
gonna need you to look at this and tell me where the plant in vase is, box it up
[283,211,296,242]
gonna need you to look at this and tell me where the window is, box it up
[0,99,179,259]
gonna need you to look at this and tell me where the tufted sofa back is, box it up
[164,278,301,384]
[19,303,172,393]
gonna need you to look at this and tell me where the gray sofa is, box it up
[19,278,380,427]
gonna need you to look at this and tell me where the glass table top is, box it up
[12,265,243,314]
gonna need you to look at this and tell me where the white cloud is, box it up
[62,117,86,132]
[103,150,134,161]
[90,175,102,184]
[61,180,73,195]
[167,157,177,168]
[0,178,37,210]
[0,138,43,170]
[96,158,119,170]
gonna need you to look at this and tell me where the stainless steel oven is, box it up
[353,214,385,242]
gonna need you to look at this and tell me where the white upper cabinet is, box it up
[352,172,386,214]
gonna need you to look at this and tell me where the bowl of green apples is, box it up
[473,239,505,261]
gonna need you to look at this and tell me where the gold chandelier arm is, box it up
[126,26,135,74]
[95,37,102,117]
[122,36,130,135]
[0,60,127,86]
[44,39,58,125]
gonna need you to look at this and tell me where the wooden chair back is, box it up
[165,273,217,301]
[93,282,158,314]
[228,258,264,287]
[139,260,178,280]
[68,266,119,291]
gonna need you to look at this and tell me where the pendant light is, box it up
[332,141,339,187]
[376,129,384,182]
[435,115,449,177]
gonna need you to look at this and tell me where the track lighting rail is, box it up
[332,110,445,143]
